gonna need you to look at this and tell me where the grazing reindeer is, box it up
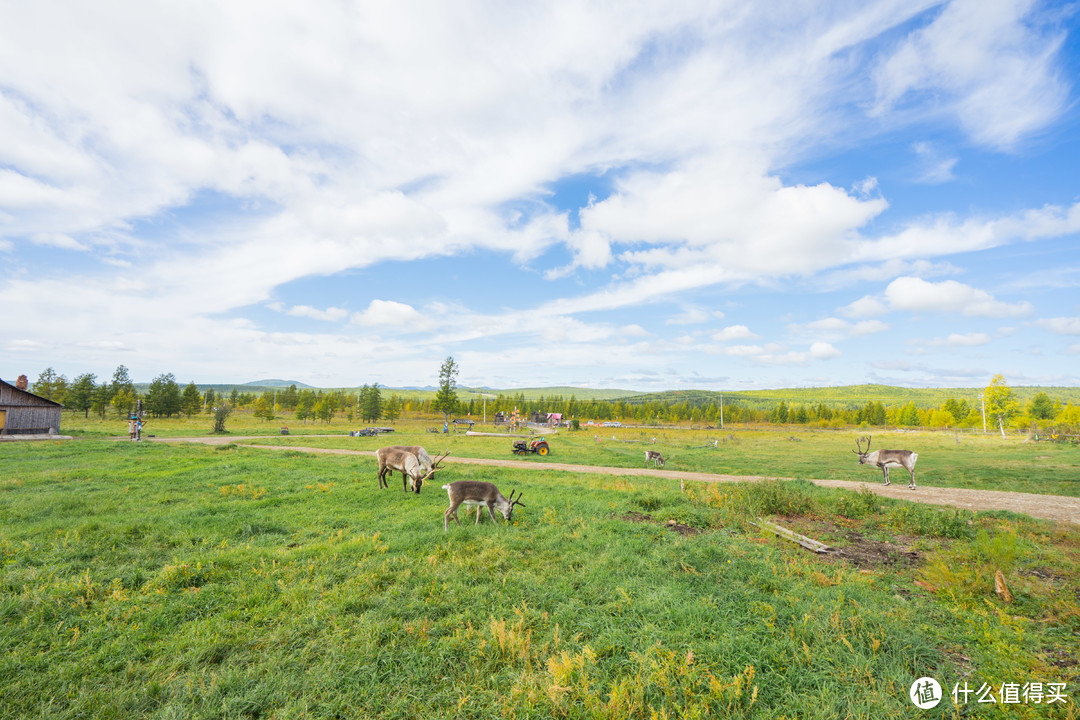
[376,446,448,493]
[853,436,918,489]
[442,481,524,531]
[377,446,446,487]
[644,450,666,468]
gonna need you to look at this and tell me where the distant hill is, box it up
[128,381,1080,408]
[244,379,314,389]
[472,386,639,401]
[617,384,1080,409]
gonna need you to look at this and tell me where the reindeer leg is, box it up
[909,468,916,490]
[445,504,461,531]
[487,503,500,524]
[881,466,890,486]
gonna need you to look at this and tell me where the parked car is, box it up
[352,427,395,437]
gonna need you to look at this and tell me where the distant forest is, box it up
[24,366,1080,433]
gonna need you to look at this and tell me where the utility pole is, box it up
[720,392,724,429]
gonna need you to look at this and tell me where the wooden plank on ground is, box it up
[751,518,834,553]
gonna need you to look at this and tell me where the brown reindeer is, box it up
[853,436,918,489]
[376,446,448,493]
[442,480,524,531]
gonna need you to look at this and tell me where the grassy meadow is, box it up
[2,422,1079,718]
[59,413,1080,497]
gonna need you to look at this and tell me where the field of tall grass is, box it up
[2,429,1078,718]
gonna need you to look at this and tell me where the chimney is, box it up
[16,375,29,390]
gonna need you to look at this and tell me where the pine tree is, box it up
[181,383,202,418]
[433,356,459,418]
[68,373,97,417]
[384,394,402,423]
[146,374,182,418]
[32,367,68,403]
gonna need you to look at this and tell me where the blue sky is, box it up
[2,0,1080,391]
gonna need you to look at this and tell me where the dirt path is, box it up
[154,437,1080,526]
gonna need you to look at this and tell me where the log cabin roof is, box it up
[0,378,64,407]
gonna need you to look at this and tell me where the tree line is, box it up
[25,366,1080,433]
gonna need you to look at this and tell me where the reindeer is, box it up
[376,446,448,493]
[853,436,918,489]
[376,446,441,487]
[442,481,524,531]
[644,450,666,468]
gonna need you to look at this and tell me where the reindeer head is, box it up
[426,450,450,475]
[504,490,526,521]
[853,435,873,464]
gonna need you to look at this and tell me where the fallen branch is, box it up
[750,518,834,554]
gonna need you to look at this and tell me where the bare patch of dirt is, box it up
[1045,648,1079,669]
[823,531,921,570]
[940,647,974,679]
[618,511,704,536]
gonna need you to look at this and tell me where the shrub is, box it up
[886,504,973,539]
[212,404,232,433]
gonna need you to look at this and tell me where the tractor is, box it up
[512,438,550,456]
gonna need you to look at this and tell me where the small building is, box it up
[1,378,63,435]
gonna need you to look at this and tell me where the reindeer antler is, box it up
[853,436,870,454]
[509,490,525,507]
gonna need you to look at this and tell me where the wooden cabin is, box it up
[0,378,63,435]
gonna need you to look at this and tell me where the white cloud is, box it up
[884,276,1032,317]
[854,201,1080,263]
[712,325,760,342]
[840,295,889,318]
[708,341,840,365]
[819,259,961,291]
[273,304,349,323]
[916,332,993,347]
[873,0,1070,148]
[853,176,879,197]
[666,305,723,325]
[350,300,431,329]
[809,342,842,359]
[793,317,889,338]
[0,2,1074,389]
[911,141,957,184]
[581,154,889,278]
[31,232,89,251]
[1037,317,1080,335]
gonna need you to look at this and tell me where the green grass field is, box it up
[59,413,1080,497]
[2,428,1078,718]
